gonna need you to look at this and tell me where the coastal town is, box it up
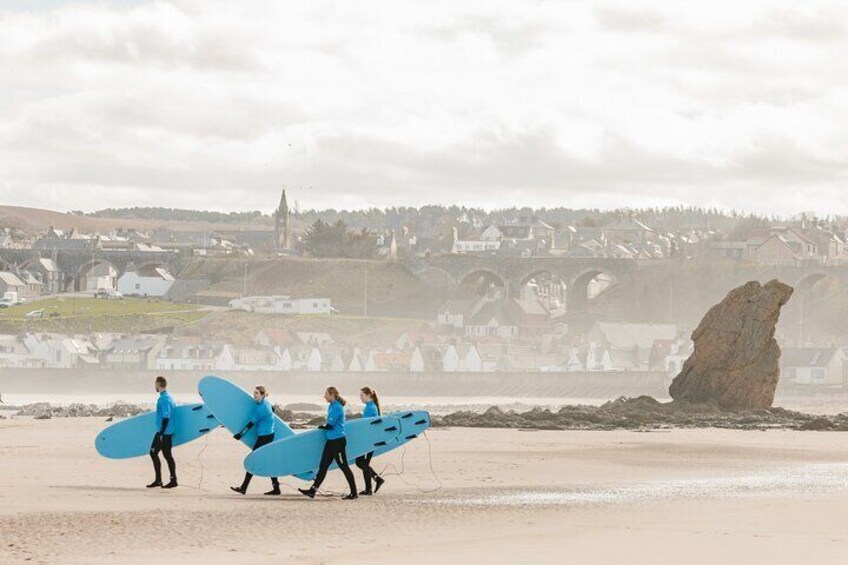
[0,194,845,388]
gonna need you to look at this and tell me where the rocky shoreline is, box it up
[430,396,848,432]
[7,401,148,419]
[5,396,848,431]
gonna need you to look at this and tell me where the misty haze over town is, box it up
[0,198,846,398]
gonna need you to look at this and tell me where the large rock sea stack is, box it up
[669,279,794,410]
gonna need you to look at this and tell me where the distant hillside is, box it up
[179,256,446,319]
[0,206,274,235]
[81,207,273,226]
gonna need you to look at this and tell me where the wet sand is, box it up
[2,418,848,564]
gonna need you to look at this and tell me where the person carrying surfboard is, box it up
[298,386,358,500]
[355,387,386,496]
[230,386,282,496]
[148,376,178,489]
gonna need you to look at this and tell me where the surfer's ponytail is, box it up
[327,386,346,406]
[361,386,381,415]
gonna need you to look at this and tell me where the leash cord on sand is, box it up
[376,431,442,494]
[195,433,209,490]
[177,434,210,492]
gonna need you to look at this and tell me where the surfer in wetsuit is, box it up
[299,386,358,500]
[355,387,385,496]
[231,386,281,496]
[148,376,178,489]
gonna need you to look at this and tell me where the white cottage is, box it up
[117,267,175,297]
[410,347,425,372]
[306,348,322,372]
[442,345,459,372]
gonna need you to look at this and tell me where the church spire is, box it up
[277,189,289,216]
[274,188,291,251]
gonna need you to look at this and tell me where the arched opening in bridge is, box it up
[794,273,835,298]
[62,275,76,293]
[569,269,616,313]
[518,271,568,318]
[77,260,119,293]
[781,273,841,344]
[458,269,506,299]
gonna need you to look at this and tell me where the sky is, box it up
[1,0,847,216]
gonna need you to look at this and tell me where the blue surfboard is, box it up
[372,410,430,458]
[95,403,218,459]
[296,410,431,480]
[244,416,402,478]
[198,375,295,448]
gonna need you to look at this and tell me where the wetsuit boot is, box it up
[298,487,316,499]
[374,475,385,493]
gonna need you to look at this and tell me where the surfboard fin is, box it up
[192,405,203,411]
[414,419,428,426]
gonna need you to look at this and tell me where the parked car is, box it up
[95,289,123,300]
[0,291,25,307]
[25,309,44,318]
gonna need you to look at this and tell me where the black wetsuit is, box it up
[239,433,280,491]
[355,451,380,492]
[312,437,357,493]
[150,432,176,483]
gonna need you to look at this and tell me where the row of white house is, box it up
[2,331,844,381]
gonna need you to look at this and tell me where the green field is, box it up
[0,297,208,333]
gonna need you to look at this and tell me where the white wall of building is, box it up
[118,272,175,297]
[228,296,332,315]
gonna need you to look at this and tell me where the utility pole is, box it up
[243,262,248,297]
[668,285,673,322]
[363,268,368,318]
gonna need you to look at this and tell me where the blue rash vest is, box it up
[250,398,275,437]
[325,399,346,440]
[155,390,176,435]
[362,400,379,418]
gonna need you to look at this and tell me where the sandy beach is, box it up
[2,417,848,564]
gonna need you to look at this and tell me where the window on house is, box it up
[135,283,140,290]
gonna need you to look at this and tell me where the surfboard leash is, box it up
[376,430,443,494]
[176,434,211,492]
[195,433,210,490]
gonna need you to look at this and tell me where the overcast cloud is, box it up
[1,0,847,215]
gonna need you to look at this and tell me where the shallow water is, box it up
[0,393,646,414]
[428,463,848,508]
